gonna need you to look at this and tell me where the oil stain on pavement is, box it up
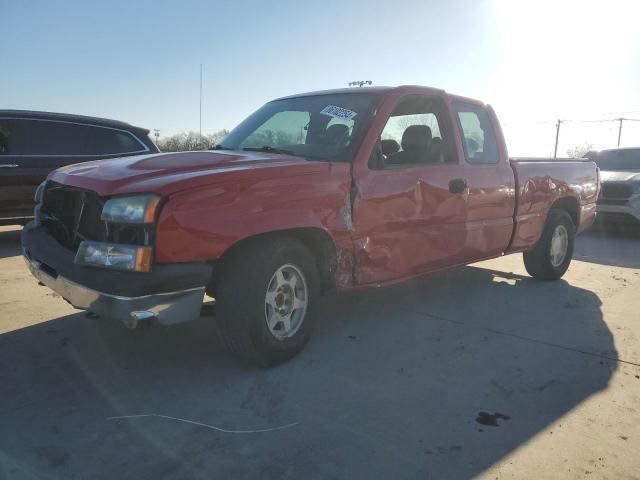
[476,412,511,426]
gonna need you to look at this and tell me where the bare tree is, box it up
[157,129,229,152]
[566,142,594,159]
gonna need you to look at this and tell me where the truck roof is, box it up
[0,109,149,134]
[274,85,488,108]
[275,85,448,101]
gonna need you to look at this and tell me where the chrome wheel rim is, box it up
[265,263,308,340]
[549,224,569,267]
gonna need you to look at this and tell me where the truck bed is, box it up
[508,158,599,252]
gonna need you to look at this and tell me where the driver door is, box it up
[351,94,471,285]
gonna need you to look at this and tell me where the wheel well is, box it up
[550,197,580,228]
[208,228,338,296]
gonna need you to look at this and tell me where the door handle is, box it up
[449,178,468,194]
[0,164,19,168]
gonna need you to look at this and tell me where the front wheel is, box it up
[523,208,575,280]
[216,237,319,366]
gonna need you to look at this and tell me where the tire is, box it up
[215,237,320,366]
[523,208,575,280]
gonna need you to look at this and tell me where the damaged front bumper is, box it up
[22,223,211,327]
[24,255,205,327]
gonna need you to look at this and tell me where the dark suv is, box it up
[0,110,158,225]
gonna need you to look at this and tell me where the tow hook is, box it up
[125,311,157,329]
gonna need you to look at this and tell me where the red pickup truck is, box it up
[22,86,599,365]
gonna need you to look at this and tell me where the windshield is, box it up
[592,149,640,170]
[218,93,379,162]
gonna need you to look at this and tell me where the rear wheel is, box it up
[523,209,575,280]
[216,237,319,366]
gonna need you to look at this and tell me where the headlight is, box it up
[74,241,152,272]
[101,194,161,224]
[34,180,47,203]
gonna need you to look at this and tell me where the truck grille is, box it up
[40,182,150,250]
[600,183,634,201]
[40,182,108,249]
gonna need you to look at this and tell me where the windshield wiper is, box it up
[213,144,234,150]
[242,145,296,156]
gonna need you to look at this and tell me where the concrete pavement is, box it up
[1,224,639,479]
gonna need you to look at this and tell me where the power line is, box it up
[562,117,640,123]
[601,109,640,115]
[551,115,640,155]
[562,118,615,124]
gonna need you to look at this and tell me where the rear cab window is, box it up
[454,102,499,164]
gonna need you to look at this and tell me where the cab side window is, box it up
[379,95,454,168]
[454,102,499,164]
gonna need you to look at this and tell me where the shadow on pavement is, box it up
[0,264,615,479]
[575,221,640,268]
[0,227,22,259]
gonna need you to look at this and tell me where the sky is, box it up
[1,0,639,156]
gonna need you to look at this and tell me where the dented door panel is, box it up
[352,164,470,284]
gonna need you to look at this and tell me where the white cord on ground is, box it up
[107,414,299,434]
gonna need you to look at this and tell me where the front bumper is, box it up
[22,222,211,326]
[24,255,205,326]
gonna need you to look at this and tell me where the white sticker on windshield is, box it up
[320,105,358,121]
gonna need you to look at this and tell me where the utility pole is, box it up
[617,118,623,147]
[153,129,160,144]
[199,64,203,141]
[553,119,562,159]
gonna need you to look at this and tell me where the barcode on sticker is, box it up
[320,105,358,121]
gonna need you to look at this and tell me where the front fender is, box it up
[154,167,353,266]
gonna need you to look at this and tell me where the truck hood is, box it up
[600,170,640,183]
[48,150,330,196]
